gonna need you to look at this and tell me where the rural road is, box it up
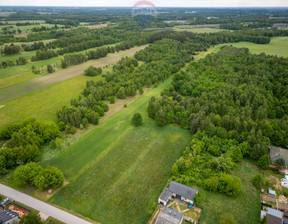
[0,45,147,104]
[0,183,92,224]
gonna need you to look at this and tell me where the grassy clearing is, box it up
[0,74,101,127]
[0,43,119,89]
[174,27,225,33]
[197,160,261,224]
[0,45,146,105]
[208,37,288,58]
[45,77,191,224]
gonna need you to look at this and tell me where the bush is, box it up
[34,166,65,190]
[132,113,143,126]
[109,96,115,104]
[252,174,264,189]
[20,211,43,224]
[258,154,270,169]
[84,66,102,77]
[16,56,27,65]
[14,162,43,186]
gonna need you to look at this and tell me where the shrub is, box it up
[252,174,264,189]
[132,113,143,126]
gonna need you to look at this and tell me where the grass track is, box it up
[46,77,192,224]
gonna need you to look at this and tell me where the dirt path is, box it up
[0,45,147,104]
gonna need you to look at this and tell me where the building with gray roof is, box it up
[261,207,283,224]
[155,207,183,224]
[269,146,288,167]
[0,209,19,224]
[158,181,198,206]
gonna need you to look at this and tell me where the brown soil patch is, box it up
[279,195,288,203]
[269,175,282,190]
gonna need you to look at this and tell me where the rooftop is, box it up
[155,207,183,224]
[0,209,19,223]
[168,181,198,201]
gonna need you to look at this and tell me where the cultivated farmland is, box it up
[46,78,192,224]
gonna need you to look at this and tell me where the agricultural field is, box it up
[197,160,261,224]
[0,42,119,89]
[46,77,192,224]
[0,45,146,105]
[0,45,147,127]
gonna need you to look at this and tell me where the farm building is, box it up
[155,207,183,224]
[158,181,198,206]
[0,209,19,224]
[268,189,276,197]
[269,146,288,166]
[261,207,282,224]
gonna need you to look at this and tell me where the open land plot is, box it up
[46,77,192,224]
[208,37,288,58]
[0,45,147,104]
[0,43,119,89]
[174,27,225,33]
[0,74,101,128]
[197,160,261,224]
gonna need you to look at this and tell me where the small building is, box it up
[268,189,276,197]
[269,146,288,167]
[261,208,282,224]
[0,209,19,224]
[158,181,198,206]
[155,207,183,224]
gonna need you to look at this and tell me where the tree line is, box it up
[149,46,288,196]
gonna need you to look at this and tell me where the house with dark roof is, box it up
[155,207,183,224]
[158,181,198,206]
[0,209,19,224]
[261,207,283,224]
[269,146,288,167]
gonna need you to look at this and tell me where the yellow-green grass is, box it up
[0,45,145,104]
[174,27,225,33]
[0,75,101,127]
[46,77,192,224]
[197,160,261,224]
[208,37,288,58]
[0,43,120,89]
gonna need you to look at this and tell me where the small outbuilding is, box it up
[0,209,19,224]
[155,207,183,224]
[268,189,276,197]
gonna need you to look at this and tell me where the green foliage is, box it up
[34,166,65,190]
[109,96,115,104]
[275,158,286,169]
[47,64,54,73]
[84,66,102,77]
[131,113,143,126]
[20,211,43,224]
[219,214,236,224]
[14,162,43,186]
[258,155,270,169]
[16,56,27,65]
[252,174,264,189]
[0,118,59,173]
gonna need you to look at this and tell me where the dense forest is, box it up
[147,46,288,195]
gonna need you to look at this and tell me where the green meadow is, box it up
[210,37,288,57]
[198,160,261,224]
[47,77,192,224]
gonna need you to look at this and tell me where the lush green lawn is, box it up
[46,77,192,224]
[209,37,288,58]
[197,160,261,224]
[0,75,102,127]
